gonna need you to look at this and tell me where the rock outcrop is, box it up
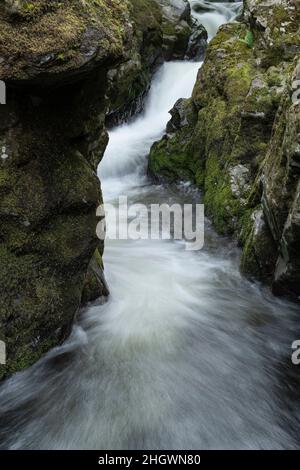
[158,0,207,61]
[148,0,300,300]
[106,0,164,126]
[0,0,131,379]
[0,0,207,380]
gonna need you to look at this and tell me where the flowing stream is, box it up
[1,1,300,450]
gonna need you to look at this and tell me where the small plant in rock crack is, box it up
[240,30,254,48]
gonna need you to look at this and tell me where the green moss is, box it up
[0,0,131,80]
[106,0,164,120]
[192,22,253,107]
[224,63,253,103]
[0,242,84,380]
[22,2,35,11]
[129,0,161,28]
[148,21,257,234]
[241,236,262,278]
[107,58,150,117]
[56,52,65,62]
[162,19,191,58]
[204,155,240,235]
[146,1,300,294]
[266,66,285,87]
[272,4,291,25]
[237,208,256,246]
[240,207,277,281]
[149,137,192,183]
[148,99,200,183]
[94,247,104,269]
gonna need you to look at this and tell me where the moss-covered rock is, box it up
[147,1,300,300]
[0,0,136,380]
[106,0,163,125]
[148,97,199,182]
[261,57,300,298]
[0,0,132,82]
[244,0,300,65]
[0,84,109,380]
[240,207,278,281]
[149,21,262,233]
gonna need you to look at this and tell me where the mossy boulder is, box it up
[260,57,300,298]
[0,77,110,380]
[240,207,278,281]
[150,21,265,233]
[0,0,136,380]
[0,0,132,83]
[148,97,199,182]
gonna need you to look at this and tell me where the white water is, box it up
[1,1,300,450]
[190,0,242,39]
[100,61,201,198]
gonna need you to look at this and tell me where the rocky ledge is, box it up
[148,0,300,300]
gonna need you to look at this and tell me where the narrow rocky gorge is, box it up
[1,1,300,451]
[0,0,206,379]
[149,0,300,300]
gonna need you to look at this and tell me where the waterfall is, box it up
[0,1,299,451]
